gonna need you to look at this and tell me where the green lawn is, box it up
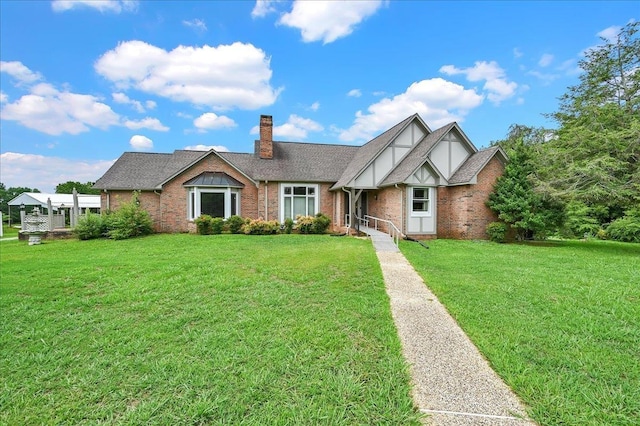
[0,234,421,425]
[1,224,19,238]
[401,239,640,426]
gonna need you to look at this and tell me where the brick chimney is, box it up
[259,114,273,159]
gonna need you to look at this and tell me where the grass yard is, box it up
[0,234,421,425]
[401,239,640,426]
[1,225,19,238]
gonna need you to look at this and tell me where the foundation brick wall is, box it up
[437,155,503,239]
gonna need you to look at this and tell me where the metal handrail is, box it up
[356,214,402,247]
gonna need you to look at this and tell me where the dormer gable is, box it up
[427,124,477,180]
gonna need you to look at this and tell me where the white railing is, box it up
[358,214,403,248]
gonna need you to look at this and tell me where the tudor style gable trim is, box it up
[332,114,432,190]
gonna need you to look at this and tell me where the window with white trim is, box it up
[281,184,318,221]
[188,188,239,220]
[411,187,431,216]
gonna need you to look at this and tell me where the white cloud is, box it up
[279,0,384,44]
[597,25,622,43]
[440,61,517,104]
[52,0,138,13]
[193,112,237,131]
[250,114,323,139]
[95,40,281,110]
[513,48,523,58]
[0,61,42,84]
[0,152,115,193]
[339,78,483,142]
[51,0,138,13]
[112,92,147,113]
[129,135,153,151]
[1,82,121,135]
[527,70,559,86]
[252,0,278,18]
[145,100,156,110]
[347,89,362,97]
[538,53,554,67]
[0,92,7,103]
[309,101,320,111]
[176,111,193,119]
[183,144,230,152]
[124,117,169,131]
[183,18,207,32]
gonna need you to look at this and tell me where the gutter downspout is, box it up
[264,181,268,221]
[341,187,351,233]
[154,190,162,231]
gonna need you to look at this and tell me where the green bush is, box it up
[283,218,294,234]
[296,215,315,234]
[606,213,640,243]
[486,222,508,243]
[74,212,105,240]
[242,219,280,235]
[226,215,246,234]
[210,217,224,235]
[312,213,331,234]
[194,214,213,235]
[106,192,154,240]
[296,213,331,234]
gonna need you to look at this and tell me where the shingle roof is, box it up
[94,142,360,191]
[331,114,421,190]
[94,150,204,190]
[379,122,455,186]
[94,114,499,192]
[220,142,359,182]
[449,146,505,185]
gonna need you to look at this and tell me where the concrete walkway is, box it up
[363,230,535,425]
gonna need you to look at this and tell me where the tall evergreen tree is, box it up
[542,21,639,222]
[488,138,564,240]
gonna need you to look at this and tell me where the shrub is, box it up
[296,215,315,234]
[194,214,213,235]
[242,219,280,235]
[486,222,508,243]
[283,218,294,234]
[74,212,105,240]
[106,192,154,240]
[226,215,246,234]
[312,213,331,234]
[606,213,640,243]
[210,217,224,235]
[296,213,332,234]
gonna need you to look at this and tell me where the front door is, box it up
[356,191,368,219]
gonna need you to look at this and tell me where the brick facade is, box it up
[100,154,502,238]
[437,155,503,239]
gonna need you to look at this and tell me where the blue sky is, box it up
[0,0,636,192]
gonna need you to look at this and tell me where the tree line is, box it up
[488,22,639,242]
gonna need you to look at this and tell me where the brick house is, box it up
[94,114,507,239]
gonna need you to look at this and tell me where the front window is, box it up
[411,187,430,216]
[188,188,239,220]
[282,184,317,221]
